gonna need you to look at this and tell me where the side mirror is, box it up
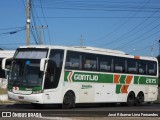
[2,57,13,71]
[40,58,49,71]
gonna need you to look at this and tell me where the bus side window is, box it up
[148,61,157,76]
[127,59,137,74]
[138,60,147,75]
[65,51,81,70]
[83,53,97,71]
[84,60,91,69]
[113,57,125,73]
[99,55,111,72]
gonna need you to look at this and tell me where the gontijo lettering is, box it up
[74,74,98,81]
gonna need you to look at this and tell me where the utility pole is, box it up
[151,47,154,56]
[26,0,31,46]
[159,39,160,56]
[32,26,48,45]
[80,34,83,47]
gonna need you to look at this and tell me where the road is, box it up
[0,104,160,120]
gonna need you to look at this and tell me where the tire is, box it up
[127,92,135,106]
[62,92,75,109]
[136,92,144,106]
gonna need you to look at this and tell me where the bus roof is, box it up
[19,45,125,54]
[0,50,15,58]
[19,45,157,61]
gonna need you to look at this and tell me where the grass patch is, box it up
[157,87,160,103]
[0,88,7,94]
[0,100,15,104]
[0,100,30,104]
[157,95,160,103]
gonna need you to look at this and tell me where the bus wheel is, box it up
[62,92,75,109]
[127,92,135,106]
[136,92,144,105]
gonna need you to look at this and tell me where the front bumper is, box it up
[8,91,44,104]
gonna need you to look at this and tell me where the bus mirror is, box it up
[40,58,49,71]
[2,57,13,71]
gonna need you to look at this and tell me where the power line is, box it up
[32,1,46,44]
[31,2,40,44]
[87,0,151,43]
[115,27,160,50]
[98,6,160,47]
[39,0,51,45]
[35,16,160,19]
[128,43,158,54]
[0,26,25,31]
[31,0,51,45]
[0,27,26,35]
[34,0,160,12]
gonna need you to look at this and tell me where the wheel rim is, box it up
[137,93,144,103]
[64,96,71,105]
[127,93,135,106]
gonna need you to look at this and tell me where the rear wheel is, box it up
[62,92,75,109]
[127,92,135,106]
[136,92,144,105]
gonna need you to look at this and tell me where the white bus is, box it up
[2,45,159,108]
[0,50,15,89]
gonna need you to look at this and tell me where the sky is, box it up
[0,0,160,57]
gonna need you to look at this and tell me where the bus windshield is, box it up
[9,60,43,87]
[8,48,48,87]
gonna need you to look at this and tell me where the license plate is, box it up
[18,96,24,99]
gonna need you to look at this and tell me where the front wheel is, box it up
[62,92,75,109]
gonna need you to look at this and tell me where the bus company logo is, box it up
[67,72,99,82]
[1,112,42,118]
[2,112,11,117]
[13,86,19,90]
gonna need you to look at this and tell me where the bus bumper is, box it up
[8,91,44,104]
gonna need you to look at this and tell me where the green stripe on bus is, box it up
[138,76,158,85]
[119,75,126,84]
[64,71,158,85]
[116,85,122,94]
[64,71,113,83]
[134,76,139,84]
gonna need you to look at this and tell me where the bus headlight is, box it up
[8,89,12,92]
[32,90,43,94]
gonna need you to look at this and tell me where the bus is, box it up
[0,50,15,89]
[2,45,159,108]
